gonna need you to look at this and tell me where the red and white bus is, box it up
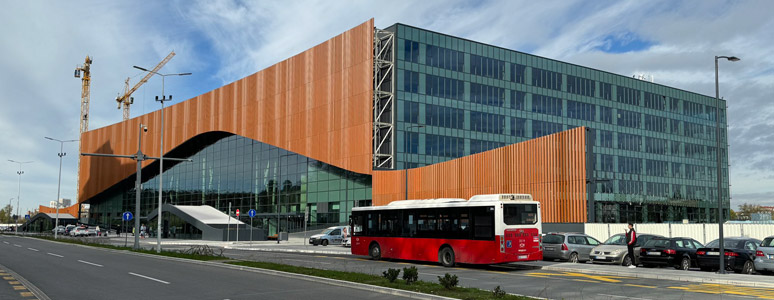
[350,194,542,267]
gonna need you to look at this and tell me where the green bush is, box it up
[492,285,507,298]
[402,266,418,284]
[437,273,459,290]
[382,268,400,283]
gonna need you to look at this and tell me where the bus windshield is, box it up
[503,204,537,225]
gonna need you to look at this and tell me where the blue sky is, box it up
[1,0,773,216]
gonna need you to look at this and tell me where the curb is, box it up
[225,246,351,256]
[19,236,454,300]
[540,265,774,289]
[0,262,49,300]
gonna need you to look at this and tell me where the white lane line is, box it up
[77,260,104,267]
[128,272,170,284]
[597,294,653,300]
[3,241,8,244]
[27,248,39,252]
[13,244,22,247]
[47,253,64,258]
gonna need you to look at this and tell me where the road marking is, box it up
[3,276,13,280]
[485,270,509,275]
[128,272,170,284]
[2,241,8,244]
[525,271,629,283]
[20,291,35,297]
[27,248,39,252]
[9,281,20,285]
[625,284,656,289]
[573,279,597,283]
[13,285,26,290]
[597,294,653,300]
[13,244,22,247]
[77,260,103,267]
[47,253,63,258]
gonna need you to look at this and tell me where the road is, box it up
[222,248,774,300]
[0,235,416,300]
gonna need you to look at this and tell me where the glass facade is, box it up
[391,24,728,223]
[88,134,372,236]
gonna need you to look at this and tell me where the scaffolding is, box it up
[372,28,395,169]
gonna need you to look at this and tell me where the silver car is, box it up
[543,232,601,263]
[590,233,662,266]
[755,235,774,275]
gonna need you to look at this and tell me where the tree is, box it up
[737,203,767,220]
[729,209,738,220]
[0,204,12,224]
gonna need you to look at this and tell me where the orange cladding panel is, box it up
[372,127,589,223]
[79,19,374,203]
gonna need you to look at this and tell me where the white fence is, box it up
[585,223,774,245]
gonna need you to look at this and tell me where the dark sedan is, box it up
[696,237,761,274]
[639,237,703,270]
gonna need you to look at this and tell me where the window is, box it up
[685,122,704,139]
[425,45,464,72]
[404,40,419,63]
[670,119,682,135]
[567,75,595,97]
[671,141,682,156]
[644,92,666,110]
[619,180,643,194]
[511,64,526,84]
[503,204,537,225]
[426,104,464,129]
[511,117,526,137]
[532,120,563,138]
[617,133,641,151]
[600,83,612,100]
[472,206,495,240]
[404,102,419,123]
[669,98,680,113]
[470,83,505,107]
[645,137,667,155]
[599,130,613,148]
[600,154,614,172]
[645,115,667,133]
[405,132,419,154]
[672,163,683,178]
[470,139,505,154]
[425,134,464,158]
[567,100,596,121]
[684,101,704,119]
[470,111,505,134]
[569,236,587,245]
[618,156,642,174]
[532,95,562,116]
[532,68,562,91]
[646,182,669,197]
[685,143,705,160]
[617,109,641,129]
[470,54,505,80]
[511,90,526,110]
[616,86,640,106]
[586,237,601,246]
[425,75,464,100]
[402,70,419,93]
[600,106,613,124]
[646,160,668,176]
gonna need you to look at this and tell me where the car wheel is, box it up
[569,253,579,263]
[622,255,633,267]
[369,243,381,260]
[321,239,329,246]
[676,257,691,270]
[439,247,455,267]
[738,260,754,274]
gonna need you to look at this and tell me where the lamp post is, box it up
[133,65,191,253]
[8,160,32,234]
[45,137,77,239]
[404,125,424,200]
[714,55,739,274]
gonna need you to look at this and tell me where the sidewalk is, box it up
[102,234,352,255]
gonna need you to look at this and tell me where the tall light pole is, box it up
[8,160,32,234]
[714,55,739,274]
[45,137,78,238]
[133,65,191,253]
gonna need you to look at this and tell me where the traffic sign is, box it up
[236,209,240,217]
[248,209,256,218]
[122,211,133,221]
[25,215,30,220]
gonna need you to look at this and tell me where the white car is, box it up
[309,226,350,246]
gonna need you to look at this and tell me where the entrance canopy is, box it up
[146,204,261,241]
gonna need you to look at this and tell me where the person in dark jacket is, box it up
[625,223,637,268]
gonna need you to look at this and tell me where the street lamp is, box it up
[134,65,191,253]
[714,55,739,274]
[45,137,78,239]
[8,160,32,234]
[404,125,425,200]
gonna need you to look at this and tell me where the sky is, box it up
[1,0,772,217]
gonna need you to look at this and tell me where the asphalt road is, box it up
[222,248,774,300]
[0,235,415,300]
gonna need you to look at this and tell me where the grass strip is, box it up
[227,260,533,300]
[17,234,227,261]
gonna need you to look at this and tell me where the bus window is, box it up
[472,206,494,240]
[503,204,538,225]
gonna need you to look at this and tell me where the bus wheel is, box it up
[369,243,381,260]
[439,246,455,267]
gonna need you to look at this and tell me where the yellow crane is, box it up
[74,55,92,204]
[116,51,175,120]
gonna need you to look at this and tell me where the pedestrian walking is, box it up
[625,223,637,268]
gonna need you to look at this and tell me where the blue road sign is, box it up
[248,209,256,218]
[122,212,133,221]
[25,215,30,220]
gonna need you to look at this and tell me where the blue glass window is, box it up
[470,111,505,134]
[600,154,614,172]
[511,117,526,137]
[532,68,562,91]
[616,86,640,106]
[470,54,505,80]
[510,91,526,110]
[470,83,505,107]
[404,101,419,123]
[402,70,419,93]
[404,40,419,63]
[619,180,643,194]
[645,137,667,155]
[426,104,464,129]
[600,82,612,100]
[618,133,641,151]
[684,101,704,119]
[425,45,464,72]
[511,64,526,84]
[567,100,596,121]
[405,132,419,154]
[532,95,562,116]
[644,92,666,110]
[425,134,464,157]
[617,109,640,128]
[532,120,562,138]
[599,106,613,124]
[599,130,613,148]
[618,156,642,174]
[644,114,667,133]
[425,75,464,100]
[470,139,505,155]
[567,75,595,97]
[646,160,668,176]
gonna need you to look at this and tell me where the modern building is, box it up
[77,19,729,239]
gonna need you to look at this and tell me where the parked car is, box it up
[754,235,774,275]
[85,228,98,236]
[64,224,76,235]
[696,237,761,274]
[70,226,88,237]
[590,233,662,266]
[638,237,703,270]
[309,226,350,246]
[542,232,601,263]
[52,225,66,235]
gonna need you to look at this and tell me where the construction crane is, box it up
[116,51,175,120]
[74,56,92,133]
